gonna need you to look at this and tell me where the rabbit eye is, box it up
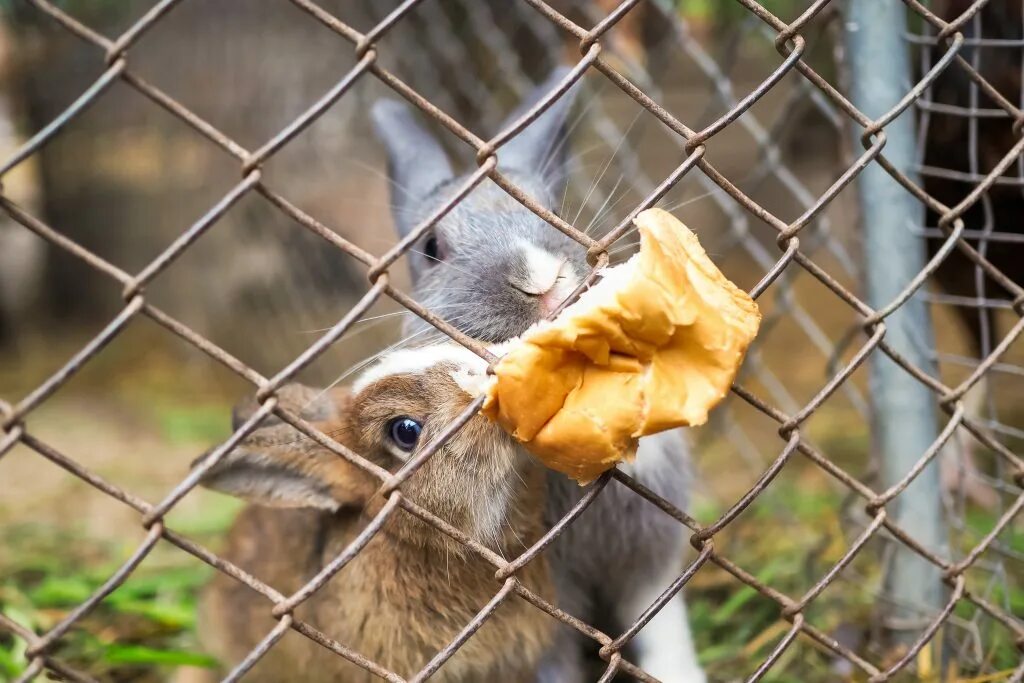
[423,236,442,262]
[388,417,422,451]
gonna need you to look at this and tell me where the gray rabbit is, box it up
[372,68,704,683]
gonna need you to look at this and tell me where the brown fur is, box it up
[197,362,553,682]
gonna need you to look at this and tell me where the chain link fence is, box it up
[0,0,1022,681]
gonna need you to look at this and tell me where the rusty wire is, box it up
[1,0,1023,681]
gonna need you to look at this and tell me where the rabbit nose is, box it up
[509,279,562,317]
[538,286,562,317]
[541,265,580,316]
[510,262,578,317]
[510,241,581,316]
[512,242,565,291]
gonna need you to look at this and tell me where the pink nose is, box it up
[539,289,562,317]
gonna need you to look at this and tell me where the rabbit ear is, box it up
[497,66,580,187]
[231,383,339,432]
[203,392,372,510]
[371,99,454,239]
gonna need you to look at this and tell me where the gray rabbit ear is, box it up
[497,66,580,186]
[371,100,454,239]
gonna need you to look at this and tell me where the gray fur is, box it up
[373,68,703,682]
[402,174,586,343]
[493,66,579,186]
[372,68,586,343]
[545,431,702,682]
[370,99,454,247]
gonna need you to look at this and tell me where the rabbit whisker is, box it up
[599,184,736,248]
[349,157,418,202]
[350,306,471,340]
[657,185,730,214]
[323,316,396,343]
[584,173,626,236]
[295,304,466,346]
[391,313,477,349]
[607,240,641,255]
[653,165,763,219]
[572,107,644,228]
[445,538,452,588]
[506,518,527,551]
[296,310,410,334]
[560,170,571,218]
[406,249,479,278]
[537,79,606,180]
[590,169,653,238]
[545,143,609,219]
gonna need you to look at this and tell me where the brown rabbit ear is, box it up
[231,383,343,431]
[204,391,373,511]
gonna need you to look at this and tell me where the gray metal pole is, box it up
[844,0,947,647]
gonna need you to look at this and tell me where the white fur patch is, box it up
[518,241,565,295]
[470,478,512,549]
[624,547,706,683]
[353,344,489,395]
[547,260,581,310]
[450,366,494,398]
[450,340,519,397]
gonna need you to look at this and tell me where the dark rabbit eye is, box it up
[388,417,422,451]
[423,236,442,262]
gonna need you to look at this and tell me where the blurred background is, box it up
[0,0,1022,681]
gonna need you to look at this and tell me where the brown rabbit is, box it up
[195,345,553,682]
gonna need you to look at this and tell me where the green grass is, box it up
[686,473,1024,682]
[2,474,1020,681]
[687,480,874,681]
[0,495,243,681]
[0,534,219,679]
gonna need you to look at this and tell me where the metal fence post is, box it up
[844,0,947,648]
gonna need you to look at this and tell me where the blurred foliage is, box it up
[154,404,233,446]
[676,0,811,25]
[688,479,874,682]
[0,0,820,29]
[686,470,1024,681]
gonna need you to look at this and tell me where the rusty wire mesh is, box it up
[1,0,1023,681]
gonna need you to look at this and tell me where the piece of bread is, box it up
[481,208,761,484]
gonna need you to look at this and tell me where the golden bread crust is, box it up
[483,208,761,483]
